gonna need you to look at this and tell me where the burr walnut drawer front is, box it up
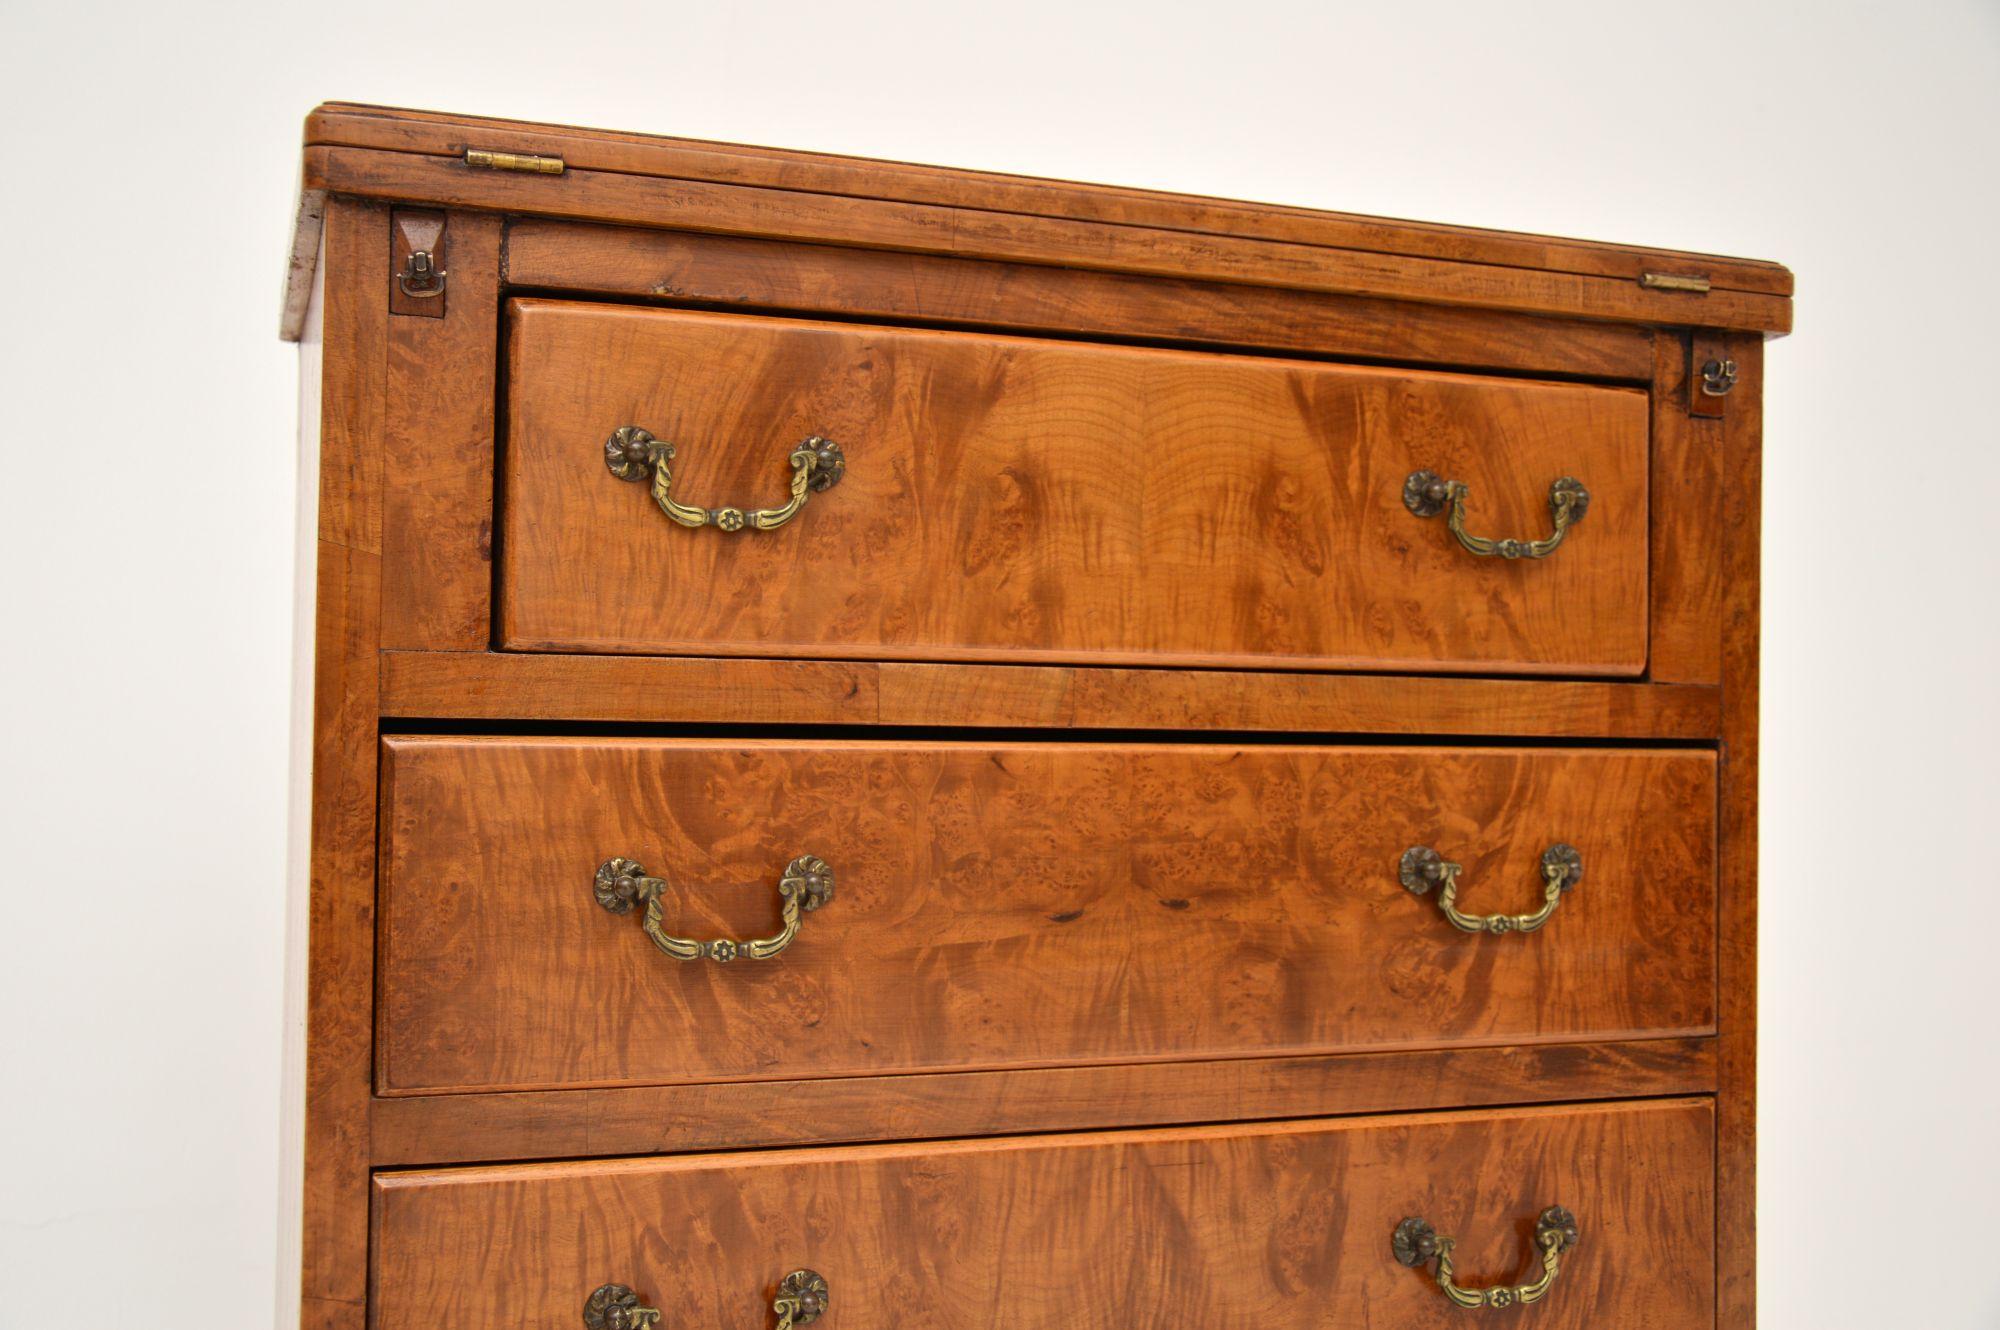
[501,300,1649,676]
[373,1098,1715,1329]
[376,738,1716,1096]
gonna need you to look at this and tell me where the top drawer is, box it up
[501,301,1648,675]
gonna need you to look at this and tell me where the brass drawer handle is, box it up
[595,855,834,962]
[584,1284,661,1330]
[1400,843,1583,935]
[606,425,845,532]
[586,1272,827,1328]
[1393,1206,1580,1310]
[771,1271,831,1328]
[1403,470,1589,559]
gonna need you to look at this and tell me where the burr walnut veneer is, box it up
[503,303,1651,673]
[285,103,1781,1329]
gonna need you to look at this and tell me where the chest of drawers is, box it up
[283,103,1783,1328]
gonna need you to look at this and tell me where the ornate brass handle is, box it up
[594,855,834,962]
[1393,1207,1579,1310]
[606,425,845,532]
[586,1272,827,1328]
[770,1271,831,1328]
[1400,844,1583,935]
[584,1284,661,1330]
[1403,470,1589,559]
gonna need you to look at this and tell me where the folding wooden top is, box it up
[284,101,1793,341]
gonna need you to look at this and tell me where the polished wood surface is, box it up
[505,221,1657,381]
[299,198,386,1330]
[1649,331,1726,683]
[305,144,1792,336]
[1716,335,1764,1328]
[502,303,1651,674]
[311,103,1790,296]
[370,1037,1716,1166]
[286,107,1770,1330]
[381,211,498,650]
[377,739,1716,1094]
[373,1099,1717,1329]
[380,650,1723,736]
[291,103,1793,335]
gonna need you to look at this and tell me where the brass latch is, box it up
[464,148,565,174]
[1689,333,1737,419]
[390,208,447,319]
[396,250,445,299]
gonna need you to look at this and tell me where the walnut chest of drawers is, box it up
[282,103,1784,1329]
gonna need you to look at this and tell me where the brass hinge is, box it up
[1639,271,1712,294]
[464,148,566,175]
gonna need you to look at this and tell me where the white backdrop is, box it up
[2,2,1996,1326]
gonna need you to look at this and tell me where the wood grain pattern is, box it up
[299,198,385,1330]
[381,211,499,650]
[369,1036,1716,1166]
[376,739,1716,1095]
[503,221,1656,381]
[386,208,446,320]
[301,146,1794,334]
[379,650,1724,737]
[1648,331,1725,683]
[1716,334,1763,1330]
[502,303,1651,675]
[372,1099,1717,1329]
[285,108,1769,1323]
[310,102,1790,297]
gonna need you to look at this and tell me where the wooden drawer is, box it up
[500,302,1649,676]
[377,739,1715,1095]
[373,1098,1716,1328]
